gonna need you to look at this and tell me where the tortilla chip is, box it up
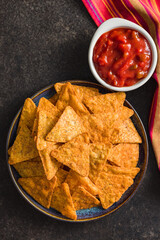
[17,98,37,132]
[72,186,100,210]
[118,106,134,120]
[36,110,59,150]
[8,146,12,155]
[32,118,38,138]
[81,112,119,143]
[96,172,133,209]
[32,97,59,137]
[107,143,139,168]
[18,176,57,208]
[54,82,100,103]
[103,164,140,179]
[8,125,39,165]
[13,160,45,177]
[110,119,142,143]
[55,168,68,187]
[49,93,59,105]
[85,92,126,114]
[39,142,61,180]
[56,82,89,115]
[65,170,99,196]
[51,133,90,177]
[89,143,112,183]
[51,183,77,220]
[46,106,86,143]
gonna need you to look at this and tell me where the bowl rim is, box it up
[88,18,158,92]
[6,80,149,222]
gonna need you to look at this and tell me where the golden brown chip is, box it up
[85,92,126,114]
[51,183,77,220]
[46,106,86,143]
[107,143,139,168]
[54,82,100,103]
[36,110,59,150]
[89,143,112,183]
[8,125,39,165]
[82,112,121,143]
[17,98,37,132]
[32,97,59,137]
[56,82,89,115]
[8,146,12,155]
[65,170,99,196]
[32,117,38,138]
[18,176,57,208]
[55,168,68,187]
[49,93,59,105]
[39,142,61,180]
[103,164,140,179]
[51,134,90,177]
[110,119,142,143]
[96,172,133,209]
[72,186,100,210]
[13,160,45,177]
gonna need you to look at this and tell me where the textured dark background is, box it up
[1,1,160,239]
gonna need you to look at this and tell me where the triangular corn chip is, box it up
[96,172,133,209]
[18,176,57,208]
[46,106,86,143]
[54,82,99,103]
[51,183,77,220]
[8,146,12,155]
[89,143,112,183]
[13,160,45,177]
[32,97,59,137]
[85,92,126,113]
[36,110,59,150]
[65,170,99,196]
[39,142,61,180]
[110,119,142,143]
[55,168,68,187]
[8,125,39,165]
[49,93,59,105]
[72,186,100,210]
[56,82,89,115]
[51,134,90,176]
[103,164,140,179]
[107,143,139,168]
[17,98,37,132]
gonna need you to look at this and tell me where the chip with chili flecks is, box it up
[46,106,86,143]
[65,170,99,196]
[13,160,45,177]
[72,186,100,210]
[96,172,133,209]
[51,183,77,220]
[17,98,37,133]
[39,142,61,180]
[8,124,39,165]
[51,133,90,177]
[18,176,57,209]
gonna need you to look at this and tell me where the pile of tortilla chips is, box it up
[8,82,142,220]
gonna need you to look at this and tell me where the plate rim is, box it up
[6,80,149,222]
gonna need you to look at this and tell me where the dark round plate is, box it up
[6,80,148,222]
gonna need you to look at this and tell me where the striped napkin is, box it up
[82,0,160,169]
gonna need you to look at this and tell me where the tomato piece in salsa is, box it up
[93,28,151,87]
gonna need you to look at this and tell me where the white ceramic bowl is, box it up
[88,18,157,91]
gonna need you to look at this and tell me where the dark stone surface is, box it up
[0,0,160,239]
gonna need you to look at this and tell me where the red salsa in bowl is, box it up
[93,28,151,87]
